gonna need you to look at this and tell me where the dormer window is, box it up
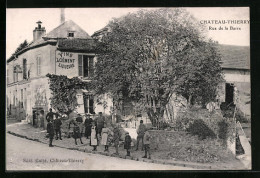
[68,31,74,37]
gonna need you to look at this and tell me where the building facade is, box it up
[6,20,113,127]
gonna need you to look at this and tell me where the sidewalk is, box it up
[6,121,245,170]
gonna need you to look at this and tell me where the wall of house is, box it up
[223,69,250,116]
[55,50,96,78]
[7,45,101,123]
[6,45,55,121]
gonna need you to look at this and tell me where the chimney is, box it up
[60,8,65,24]
[33,21,46,41]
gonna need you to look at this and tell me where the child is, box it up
[142,129,151,159]
[101,124,110,152]
[73,120,83,145]
[90,122,98,151]
[113,124,121,155]
[47,120,55,147]
[54,115,62,140]
[124,132,132,156]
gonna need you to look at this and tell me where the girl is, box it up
[101,124,111,152]
[90,121,98,151]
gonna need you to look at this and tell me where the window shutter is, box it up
[89,57,94,77]
[78,55,83,76]
[89,97,94,114]
[23,59,27,79]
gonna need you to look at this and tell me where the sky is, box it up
[6,7,250,58]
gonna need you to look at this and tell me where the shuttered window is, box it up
[83,94,95,114]
[78,55,83,76]
[78,55,94,78]
[36,55,41,76]
[23,59,27,79]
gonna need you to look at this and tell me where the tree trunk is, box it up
[147,108,157,127]
[188,95,192,107]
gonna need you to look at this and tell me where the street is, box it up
[6,133,193,170]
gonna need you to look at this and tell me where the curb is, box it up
[7,131,213,170]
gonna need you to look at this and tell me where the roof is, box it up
[7,20,93,62]
[57,38,96,52]
[45,20,91,39]
[217,44,250,70]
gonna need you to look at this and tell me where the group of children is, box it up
[46,109,151,159]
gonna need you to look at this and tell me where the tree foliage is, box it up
[46,74,89,114]
[92,8,224,127]
[15,40,29,53]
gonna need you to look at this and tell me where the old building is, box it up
[6,19,112,128]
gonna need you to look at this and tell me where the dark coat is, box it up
[113,127,121,145]
[124,135,132,149]
[46,112,59,122]
[95,116,105,128]
[76,116,83,123]
[47,122,55,137]
[54,118,62,130]
[84,118,93,136]
[73,123,81,139]
[137,123,146,137]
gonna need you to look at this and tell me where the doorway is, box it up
[225,83,234,105]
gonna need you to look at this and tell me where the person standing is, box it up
[90,122,98,151]
[76,114,84,136]
[124,132,132,156]
[95,112,105,137]
[72,120,83,145]
[54,115,62,140]
[84,114,93,139]
[113,124,121,155]
[38,110,44,128]
[47,120,55,147]
[101,124,111,152]
[135,120,146,151]
[67,110,78,138]
[46,108,59,123]
[142,129,151,159]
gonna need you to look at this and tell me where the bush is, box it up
[175,115,192,131]
[187,119,216,140]
[165,138,233,163]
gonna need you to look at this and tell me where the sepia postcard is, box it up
[6,7,251,171]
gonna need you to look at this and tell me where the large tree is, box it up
[92,8,224,127]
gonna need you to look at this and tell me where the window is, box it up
[78,55,94,78]
[83,94,94,114]
[21,89,23,108]
[36,55,41,76]
[23,59,27,79]
[15,90,17,106]
[68,32,74,37]
[24,88,27,110]
[13,66,18,83]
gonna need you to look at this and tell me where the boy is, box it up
[47,120,55,147]
[124,132,132,156]
[113,124,121,155]
[70,120,83,145]
[142,129,151,159]
[54,115,62,140]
